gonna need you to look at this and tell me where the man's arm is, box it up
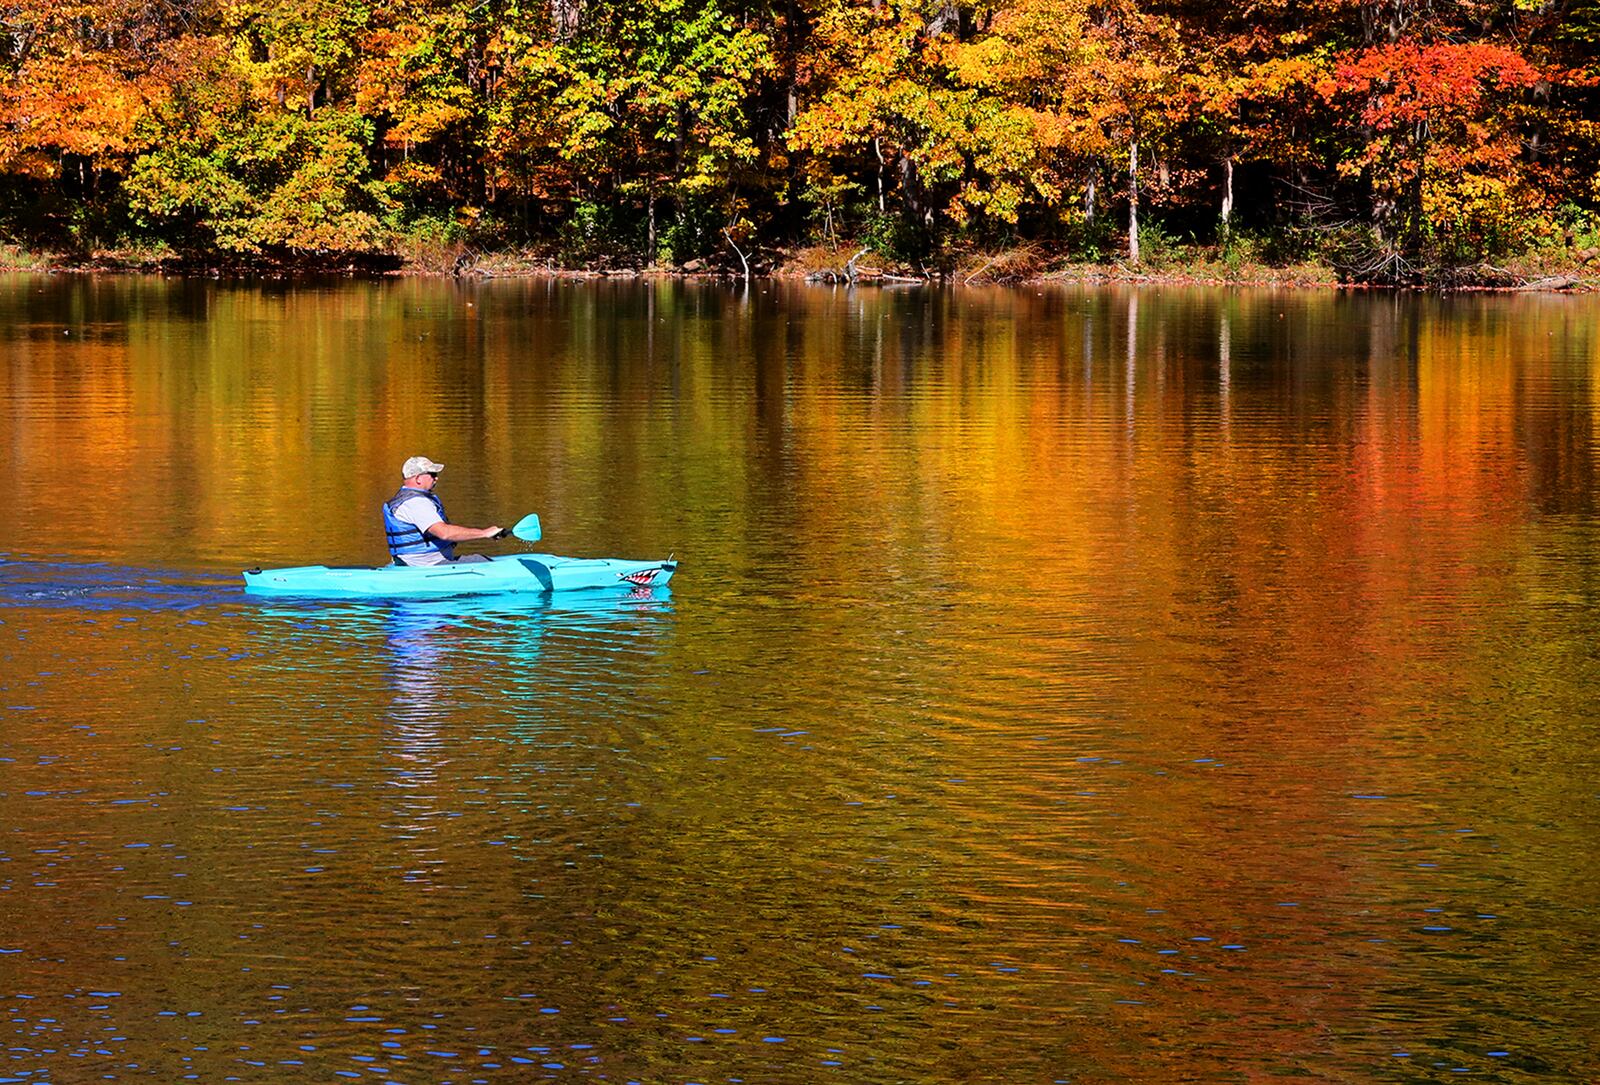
[425,521,503,542]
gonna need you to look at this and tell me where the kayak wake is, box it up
[0,559,231,612]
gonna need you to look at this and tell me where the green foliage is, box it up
[392,211,469,246]
[556,199,628,267]
[1050,207,1115,262]
[657,200,727,266]
[122,46,392,254]
[1135,221,1184,268]
[128,106,392,254]
[1236,221,1325,268]
[800,169,864,245]
[860,209,937,265]
[489,0,773,230]
[1554,204,1600,251]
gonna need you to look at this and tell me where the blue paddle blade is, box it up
[511,513,542,542]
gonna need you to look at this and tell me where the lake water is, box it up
[1,274,1598,1082]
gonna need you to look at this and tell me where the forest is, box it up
[1,0,1597,283]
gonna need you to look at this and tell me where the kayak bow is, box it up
[242,553,677,598]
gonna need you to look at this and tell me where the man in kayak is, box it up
[382,456,503,566]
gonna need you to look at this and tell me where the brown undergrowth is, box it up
[3,239,1595,292]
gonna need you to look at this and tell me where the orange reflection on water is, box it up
[2,277,1600,1081]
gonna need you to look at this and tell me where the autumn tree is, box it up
[0,0,183,245]
[790,0,1012,253]
[1329,40,1542,277]
[490,0,774,264]
[356,0,504,218]
[124,33,393,254]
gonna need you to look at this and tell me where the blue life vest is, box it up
[382,487,456,563]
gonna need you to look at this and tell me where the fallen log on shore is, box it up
[806,247,872,284]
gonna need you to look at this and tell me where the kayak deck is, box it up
[243,553,676,598]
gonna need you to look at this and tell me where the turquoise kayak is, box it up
[243,553,677,598]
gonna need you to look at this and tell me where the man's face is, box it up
[409,472,438,490]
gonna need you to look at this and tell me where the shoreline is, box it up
[2,246,1595,294]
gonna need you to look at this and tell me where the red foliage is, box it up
[1332,42,1541,129]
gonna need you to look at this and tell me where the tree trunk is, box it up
[675,105,686,178]
[1085,169,1097,225]
[1528,78,1550,164]
[1128,140,1140,264]
[874,138,886,213]
[553,0,584,40]
[724,230,751,283]
[926,1,960,37]
[1220,156,1234,245]
[648,192,657,265]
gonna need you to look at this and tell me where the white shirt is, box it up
[392,494,449,566]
